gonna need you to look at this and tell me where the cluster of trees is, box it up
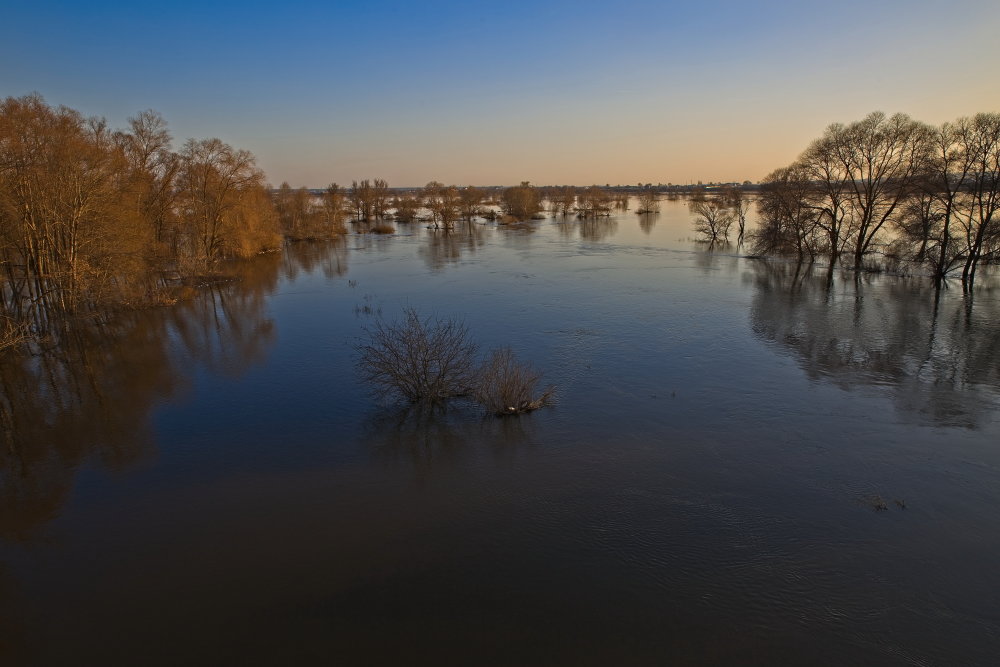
[753,111,1000,285]
[274,182,346,239]
[0,94,289,341]
[346,180,546,228]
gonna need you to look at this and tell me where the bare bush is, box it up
[474,346,554,416]
[355,308,477,404]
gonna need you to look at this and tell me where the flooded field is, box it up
[2,199,999,665]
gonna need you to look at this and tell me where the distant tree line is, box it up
[752,111,1000,286]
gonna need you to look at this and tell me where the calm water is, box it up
[2,200,999,665]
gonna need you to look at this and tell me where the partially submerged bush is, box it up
[355,308,478,404]
[474,346,554,416]
[355,310,554,416]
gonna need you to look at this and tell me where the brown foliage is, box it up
[0,94,282,335]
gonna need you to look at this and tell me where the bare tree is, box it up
[691,199,733,243]
[959,113,1000,287]
[754,165,821,260]
[355,308,478,404]
[721,185,750,244]
[636,185,659,214]
[827,112,932,268]
[576,185,612,218]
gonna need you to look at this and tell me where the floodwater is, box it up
[2,199,999,665]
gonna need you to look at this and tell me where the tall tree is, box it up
[175,138,279,265]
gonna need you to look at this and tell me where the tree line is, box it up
[751,111,1000,286]
[2,93,666,350]
[0,94,291,343]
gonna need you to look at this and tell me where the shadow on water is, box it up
[746,259,1000,428]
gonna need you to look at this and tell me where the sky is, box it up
[3,0,999,187]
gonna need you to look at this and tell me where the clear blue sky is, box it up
[3,0,999,186]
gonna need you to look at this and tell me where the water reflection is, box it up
[0,323,167,543]
[0,254,291,543]
[747,260,1000,428]
[579,218,618,243]
[419,224,489,272]
[282,239,349,281]
[361,404,533,472]
[638,211,658,235]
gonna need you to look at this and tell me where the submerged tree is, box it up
[754,166,821,260]
[423,181,462,228]
[501,181,543,221]
[0,94,134,318]
[636,185,659,214]
[576,185,612,218]
[175,137,280,265]
[958,112,1000,287]
[691,199,733,243]
[355,308,478,404]
[355,309,554,415]
[459,186,485,222]
[721,185,749,244]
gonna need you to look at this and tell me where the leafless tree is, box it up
[576,185,612,218]
[691,199,733,243]
[721,186,750,244]
[355,308,478,404]
[754,166,821,260]
[958,113,1000,287]
[636,185,659,214]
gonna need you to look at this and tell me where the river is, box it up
[2,198,999,665]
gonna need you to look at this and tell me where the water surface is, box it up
[2,200,999,665]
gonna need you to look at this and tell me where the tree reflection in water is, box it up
[747,259,1000,428]
[579,218,618,243]
[281,238,349,282]
[638,211,659,235]
[361,403,533,473]
[419,223,489,272]
[0,252,300,545]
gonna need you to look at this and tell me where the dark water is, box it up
[2,200,999,665]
